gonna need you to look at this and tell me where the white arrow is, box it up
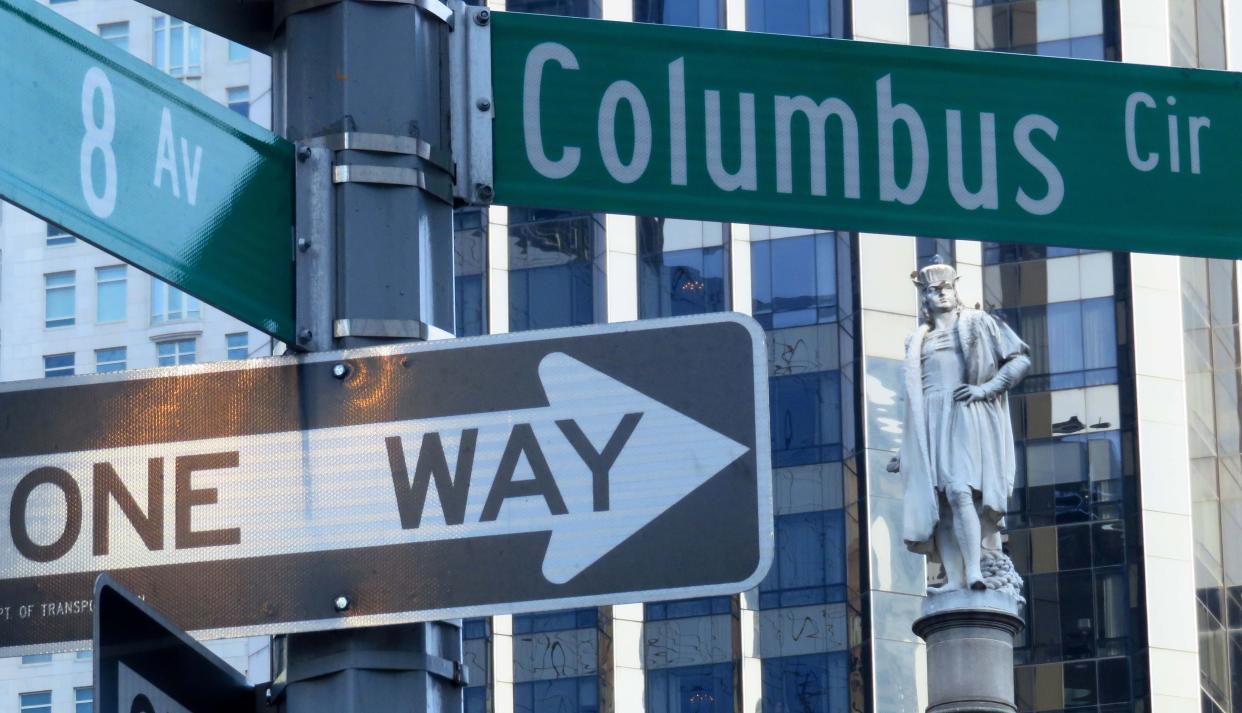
[1,353,750,586]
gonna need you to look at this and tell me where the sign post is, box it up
[0,0,295,341]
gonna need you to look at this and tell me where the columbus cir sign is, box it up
[492,12,1242,258]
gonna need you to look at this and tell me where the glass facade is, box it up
[1181,258,1242,713]
[455,208,488,337]
[508,208,604,332]
[981,246,1146,713]
[973,0,1119,60]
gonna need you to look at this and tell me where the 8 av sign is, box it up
[0,315,770,654]
[0,0,294,341]
[492,12,1242,259]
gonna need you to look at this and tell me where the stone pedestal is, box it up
[912,590,1024,713]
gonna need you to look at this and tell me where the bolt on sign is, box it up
[491,11,1242,259]
[0,315,771,655]
[0,0,295,342]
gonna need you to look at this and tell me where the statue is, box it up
[887,260,1030,597]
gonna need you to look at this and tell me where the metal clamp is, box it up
[277,0,453,27]
[319,131,452,175]
[334,318,429,340]
[331,164,453,203]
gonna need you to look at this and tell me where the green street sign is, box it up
[492,12,1242,258]
[0,0,294,341]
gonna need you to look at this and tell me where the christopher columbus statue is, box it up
[887,260,1030,595]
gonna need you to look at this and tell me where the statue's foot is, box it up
[968,571,987,591]
[926,582,964,595]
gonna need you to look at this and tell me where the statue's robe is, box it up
[900,308,1029,556]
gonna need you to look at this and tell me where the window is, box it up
[508,208,601,331]
[44,353,74,377]
[19,692,51,713]
[228,40,250,61]
[150,280,200,324]
[759,509,847,608]
[226,333,248,360]
[98,21,129,51]
[20,654,52,664]
[157,338,196,366]
[761,652,849,713]
[751,233,838,329]
[96,265,126,322]
[910,0,947,47]
[76,650,92,660]
[152,15,202,79]
[45,271,75,327]
[746,0,844,37]
[46,222,73,246]
[455,209,488,337]
[226,86,249,117]
[769,370,842,467]
[75,687,92,713]
[638,219,727,319]
[648,662,734,713]
[95,347,126,373]
[514,676,598,713]
[633,0,722,27]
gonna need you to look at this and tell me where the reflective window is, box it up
[974,0,1115,60]
[514,608,597,634]
[21,654,51,665]
[226,333,248,360]
[769,370,841,467]
[455,208,488,337]
[157,338,196,366]
[74,687,92,713]
[96,265,126,323]
[95,347,126,373]
[227,86,249,117]
[43,353,74,378]
[1171,0,1226,69]
[150,279,200,324]
[647,662,733,713]
[638,218,727,318]
[19,692,51,713]
[99,21,129,52]
[646,596,731,621]
[746,0,845,37]
[507,0,600,17]
[509,208,600,332]
[515,677,598,713]
[909,0,947,47]
[759,509,846,608]
[228,41,250,62]
[153,15,202,79]
[634,0,721,27]
[994,297,1118,393]
[761,652,848,713]
[45,271,75,327]
[751,233,838,330]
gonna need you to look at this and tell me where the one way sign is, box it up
[0,314,771,654]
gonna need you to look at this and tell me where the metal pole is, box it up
[268,0,463,711]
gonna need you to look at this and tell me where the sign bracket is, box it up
[449,2,494,205]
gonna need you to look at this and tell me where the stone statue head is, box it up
[911,260,965,324]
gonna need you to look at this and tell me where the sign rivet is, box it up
[332,363,350,379]
[333,595,350,612]
[476,98,491,112]
[297,146,311,162]
[475,9,490,25]
[297,329,313,343]
[476,184,494,203]
[297,238,311,252]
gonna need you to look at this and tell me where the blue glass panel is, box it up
[465,687,487,713]
[1081,298,1117,371]
[510,262,594,332]
[769,371,841,467]
[645,596,732,621]
[770,236,818,328]
[647,662,734,713]
[639,246,726,318]
[456,274,485,337]
[1069,34,1105,59]
[633,0,720,27]
[1047,302,1085,377]
[759,510,846,609]
[751,240,772,320]
[761,651,848,713]
[515,676,598,713]
[514,608,597,635]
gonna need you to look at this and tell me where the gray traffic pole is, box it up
[267,1,463,712]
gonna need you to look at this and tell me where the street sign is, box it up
[94,575,256,713]
[492,12,1242,259]
[0,314,770,654]
[0,0,295,341]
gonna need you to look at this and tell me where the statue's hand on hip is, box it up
[953,384,987,403]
